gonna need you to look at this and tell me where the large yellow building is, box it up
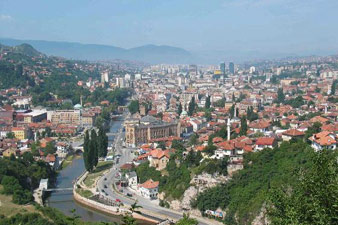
[12,127,27,140]
[125,116,180,147]
[51,110,81,125]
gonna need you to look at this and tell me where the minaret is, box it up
[80,95,83,107]
[227,118,231,141]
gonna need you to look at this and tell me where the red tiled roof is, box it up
[140,179,159,189]
[283,129,305,136]
[256,137,276,146]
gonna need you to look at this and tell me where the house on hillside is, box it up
[309,131,336,152]
[282,129,305,141]
[148,149,170,170]
[139,179,159,200]
[255,137,277,151]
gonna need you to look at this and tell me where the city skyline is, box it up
[1,0,338,60]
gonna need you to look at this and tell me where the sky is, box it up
[0,0,338,57]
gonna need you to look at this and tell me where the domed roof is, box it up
[140,115,158,124]
[74,104,82,109]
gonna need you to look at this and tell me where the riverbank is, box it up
[73,170,158,224]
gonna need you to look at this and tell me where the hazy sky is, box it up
[1,0,338,55]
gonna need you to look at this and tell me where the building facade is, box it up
[125,115,180,147]
[51,110,81,126]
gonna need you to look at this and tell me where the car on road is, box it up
[104,177,107,181]
[101,189,105,192]
[115,198,121,202]
[104,185,107,188]
[126,193,132,197]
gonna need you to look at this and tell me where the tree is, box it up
[188,97,196,116]
[157,141,166,150]
[128,100,139,114]
[267,149,338,225]
[97,126,108,158]
[83,130,92,172]
[90,129,98,168]
[6,132,15,139]
[177,102,183,116]
[175,213,198,225]
[239,115,248,136]
[247,106,258,122]
[276,88,285,103]
[204,111,212,122]
[45,142,56,154]
[229,104,235,118]
[205,96,211,109]
[331,79,337,95]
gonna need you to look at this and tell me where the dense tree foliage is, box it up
[239,115,248,136]
[285,95,305,108]
[177,102,183,116]
[213,97,226,108]
[246,106,258,122]
[175,214,198,225]
[276,88,285,104]
[267,149,338,225]
[97,127,108,158]
[0,61,34,89]
[83,130,99,172]
[188,96,196,116]
[128,100,139,114]
[0,155,55,204]
[205,96,211,109]
[192,141,316,224]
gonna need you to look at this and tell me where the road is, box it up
[96,113,214,225]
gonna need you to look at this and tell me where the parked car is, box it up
[126,193,132,197]
[104,185,107,188]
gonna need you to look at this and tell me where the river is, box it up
[46,117,153,224]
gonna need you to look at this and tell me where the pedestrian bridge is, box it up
[44,188,73,192]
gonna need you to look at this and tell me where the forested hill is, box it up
[0,43,131,108]
[192,140,338,225]
[0,43,43,57]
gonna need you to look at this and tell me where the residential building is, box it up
[139,179,159,200]
[309,131,336,151]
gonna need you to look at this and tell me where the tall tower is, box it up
[220,62,226,75]
[229,62,235,75]
[227,118,231,141]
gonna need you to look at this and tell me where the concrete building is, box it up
[139,179,159,200]
[124,115,180,147]
[51,110,81,126]
[12,127,28,140]
[23,110,47,123]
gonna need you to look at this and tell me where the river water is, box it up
[46,117,152,224]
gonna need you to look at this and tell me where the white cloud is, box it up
[0,14,13,21]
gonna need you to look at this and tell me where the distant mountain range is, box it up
[0,38,193,64]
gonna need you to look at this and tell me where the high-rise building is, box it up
[220,62,226,75]
[189,64,198,76]
[229,62,235,75]
[249,66,256,74]
[101,71,109,83]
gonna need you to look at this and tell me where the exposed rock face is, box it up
[181,186,198,210]
[168,173,229,212]
[252,206,270,225]
[170,200,181,211]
